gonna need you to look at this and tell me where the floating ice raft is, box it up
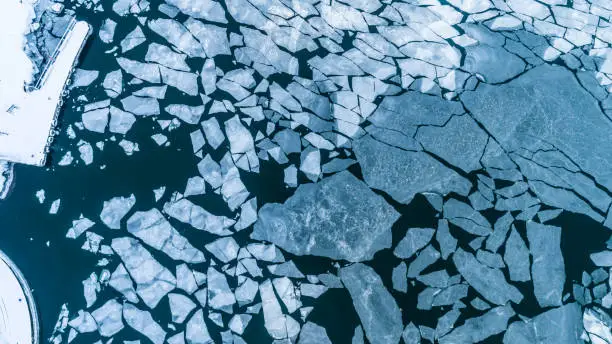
[0,20,91,166]
[0,249,39,344]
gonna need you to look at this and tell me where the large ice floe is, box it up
[20,0,612,342]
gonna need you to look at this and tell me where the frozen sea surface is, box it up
[2,0,612,343]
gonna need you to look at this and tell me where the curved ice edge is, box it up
[0,249,39,344]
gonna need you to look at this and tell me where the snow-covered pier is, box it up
[0,19,90,166]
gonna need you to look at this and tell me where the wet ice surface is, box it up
[9,0,612,343]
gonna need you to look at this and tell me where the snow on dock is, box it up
[0,20,91,166]
[0,249,39,344]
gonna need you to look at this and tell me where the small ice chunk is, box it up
[66,216,96,239]
[167,332,185,344]
[153,186,166,202]
[184,19,230,57]
[402,322,420,344]
[82,109,109,133]
[68,311,97,333]
[224,116,254,154]
[300,284,327,299]
[168,293,197,324]
[148,19,205,58]
[127,208,206,263]
[247,243,285,263]
[109,107,136,135]
[201,118,226,150]
[208,266,236,313]
[590,251,612,267]
[99,19,117,43]
[165,104,205,124]
[49,199,61,214]
[284,165,298,187]
[121,26,146,53]
[77,141,94,165]
[184,176,206,197]
[100,194,136,229]
[82,273,99,308]
[121,96,160,116]
[439,305,514,343]
[267,261,304,279]
[91,299,124,337]
[163,197,234,235]
[234,197,257,231]
[151,134,168,146]
[205,237,240,263]
[123,303,166,344]
[113,0,149,16]
[486,212,513,252]
[81,232,104,253]
[190,130,206,153]
[71,69,99,89]
[111,237,176,308]
[58,151,74,166]
[453,248,523,305]
[504,303,582,343]
[200,59,217,95]
[146,43,190,71]
[273,129,301,154]
[298,322,332,344]
[260,279,300,339]
[340,263,402,344]
[235,277,259,306]
[436,219,457,260]
[444,199,492,236]
[392,262,407,293]
[394,228,435,259]
[117,58,160,83]
[273,277,302,313]
[416,270,451,288]
[407,245,440,278]
[537,209,563,223]
[164,0,227,23]
[504,227,531,282]
[527,222,565,307]
[109,263,139,303]
[103,70,123,98]
[176,264,198,294]
[229,314,252,335]
[185,310,213,344]
[35,189,45,204]
[300,147,321,182]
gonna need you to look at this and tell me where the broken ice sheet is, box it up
[111,237,176,308]
[163,197,234,235]
[453,248,523,305]
[100,194,136,229]
[340,263,402,344]
[207,266,236,313]
[123,303,166,344]
[127,208,206,263]
[252,171,399,262]
[259,279,300,340]
[66,215,95,239]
